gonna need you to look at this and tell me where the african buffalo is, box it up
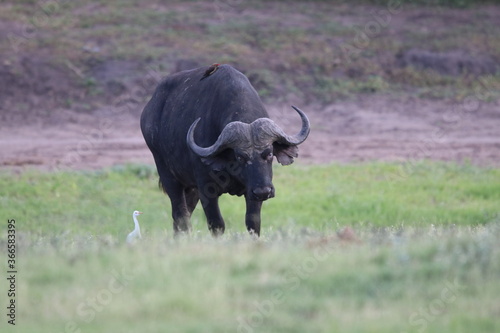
[140,64,310,236]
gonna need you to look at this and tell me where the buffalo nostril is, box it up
[252,187,274,199]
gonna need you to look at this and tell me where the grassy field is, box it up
[2,162,499,236]
[1,162,499,332]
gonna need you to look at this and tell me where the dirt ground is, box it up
[1,93,498,172]
[0,2,498,172]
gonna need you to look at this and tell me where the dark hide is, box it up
[140,64,309,236]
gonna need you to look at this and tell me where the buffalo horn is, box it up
[187,118,248,157]
[267,105,310,146]
[187,106,310,157]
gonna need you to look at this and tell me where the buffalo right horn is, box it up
[187,118,249,157]
[279,105,310,145]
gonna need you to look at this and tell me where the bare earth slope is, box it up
[1,94,498,171]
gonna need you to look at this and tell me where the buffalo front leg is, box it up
[245,199,262,236]
[185,187,199,215]
[199,194,225,236]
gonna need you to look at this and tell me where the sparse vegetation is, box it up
[331,0,497,7]
[1,0,499,111]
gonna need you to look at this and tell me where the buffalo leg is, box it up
[153,155,192,234]
[185,187,199,215]
[245,199,262,236]
[200,196,225,236]
[165,181,192,234]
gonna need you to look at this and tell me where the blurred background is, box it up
[0,0,499,169]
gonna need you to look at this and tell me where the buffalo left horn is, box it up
[187,118,248,157]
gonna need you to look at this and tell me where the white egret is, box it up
[126,210,143,244]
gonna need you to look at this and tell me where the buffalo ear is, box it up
[273,143,298,166]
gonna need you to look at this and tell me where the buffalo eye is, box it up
[236,154,247,164]
[262,149,273,161]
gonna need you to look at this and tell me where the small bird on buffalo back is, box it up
[200,63,220,81]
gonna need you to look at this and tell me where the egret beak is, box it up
[138,211,143,215]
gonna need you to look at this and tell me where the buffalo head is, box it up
[187,106,310,201]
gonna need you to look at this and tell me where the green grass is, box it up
[2,224,500,332]
[1,162,500,332]
[1,162,499,237]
